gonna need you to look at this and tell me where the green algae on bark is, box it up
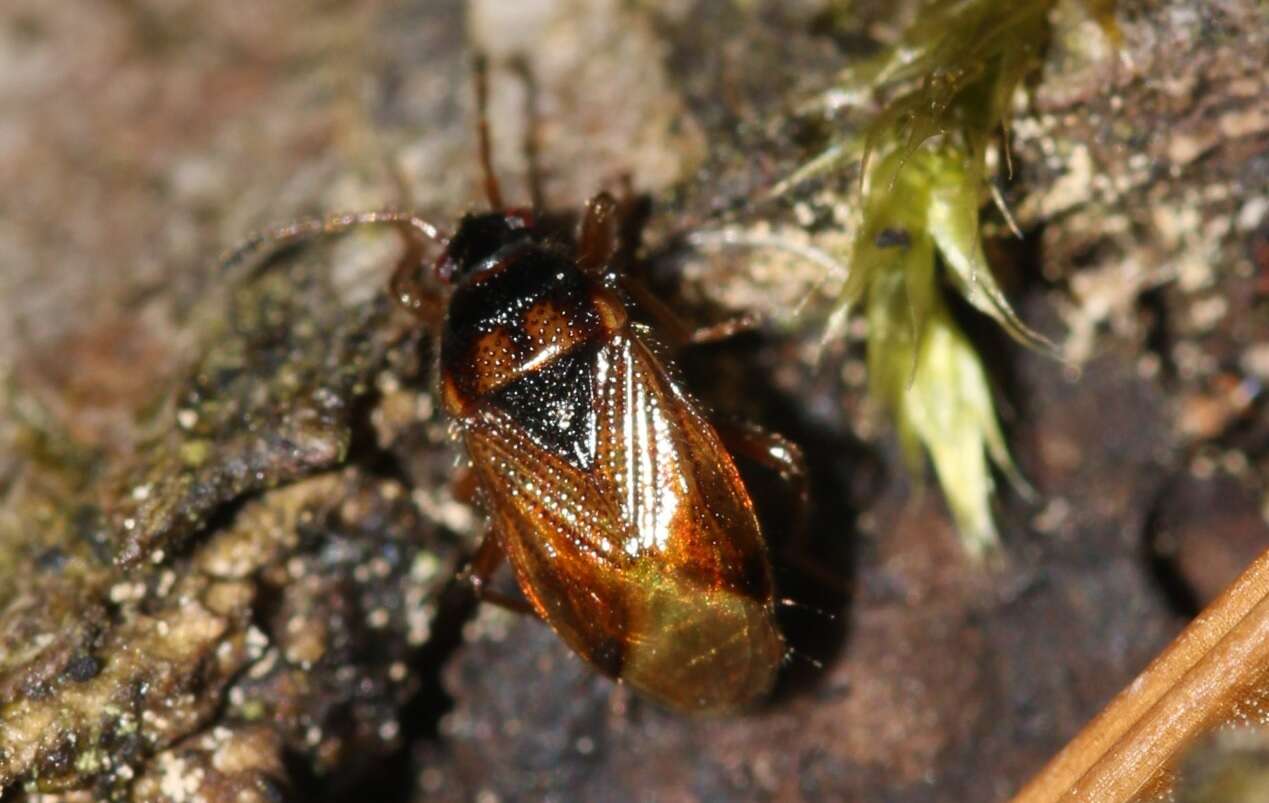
[105,231,406,568]
[0,230,460,798]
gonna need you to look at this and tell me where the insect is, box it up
[223,60,806,712]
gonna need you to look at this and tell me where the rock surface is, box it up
[0,0,1264,801]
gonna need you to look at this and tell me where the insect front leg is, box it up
[222,213,445,278]
[578,175,649,276]
[618,275,761,346]
[389,223,446,327]
[577,192,622,274]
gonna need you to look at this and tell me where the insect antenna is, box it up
[217,210,446,278]
[509,56,547,211]
[473,54,505,210]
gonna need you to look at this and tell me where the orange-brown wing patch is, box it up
[464,406,636,673]
[466,404,628,568]
[470,327,518,396]
[590,335,772,602]
[463,333,774,680]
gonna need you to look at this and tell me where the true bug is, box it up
[222,59,806,712]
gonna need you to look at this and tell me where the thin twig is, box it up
[1013,548,1269,802]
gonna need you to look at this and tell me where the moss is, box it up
[778,0,1117,553]
[866,252,1025,554]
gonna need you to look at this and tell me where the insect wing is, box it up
[464,333,774,686]
[589,334,770,598]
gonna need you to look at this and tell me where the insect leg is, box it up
[611,174,650,273]
[447,472,537,617]
[577,192,621,274]
[682,313,763,344]
[618,275,761,346]
[449,466,480,506]
[217,210,445,279]
[713,420,809,536]
[716,423,849,594]
[388,221,446,324]
[577,171,652,278]
[462,532,538,617]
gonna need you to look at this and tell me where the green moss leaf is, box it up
[868,273,1024,555]
[778,0,1117,553]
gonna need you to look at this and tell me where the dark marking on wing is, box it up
[739,548,774,602]
[489,341,599,470]
[586,635,626,677]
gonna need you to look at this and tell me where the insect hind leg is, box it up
[714,420,809,536]
[462,531,538,618]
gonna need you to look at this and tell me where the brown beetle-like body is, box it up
[224,63,802,712]
[434,209,784,711]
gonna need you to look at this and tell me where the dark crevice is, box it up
[1141,481,1202,619]
[1137,284,1177,383]
[351,572,483,803]
[343,389,416,489]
